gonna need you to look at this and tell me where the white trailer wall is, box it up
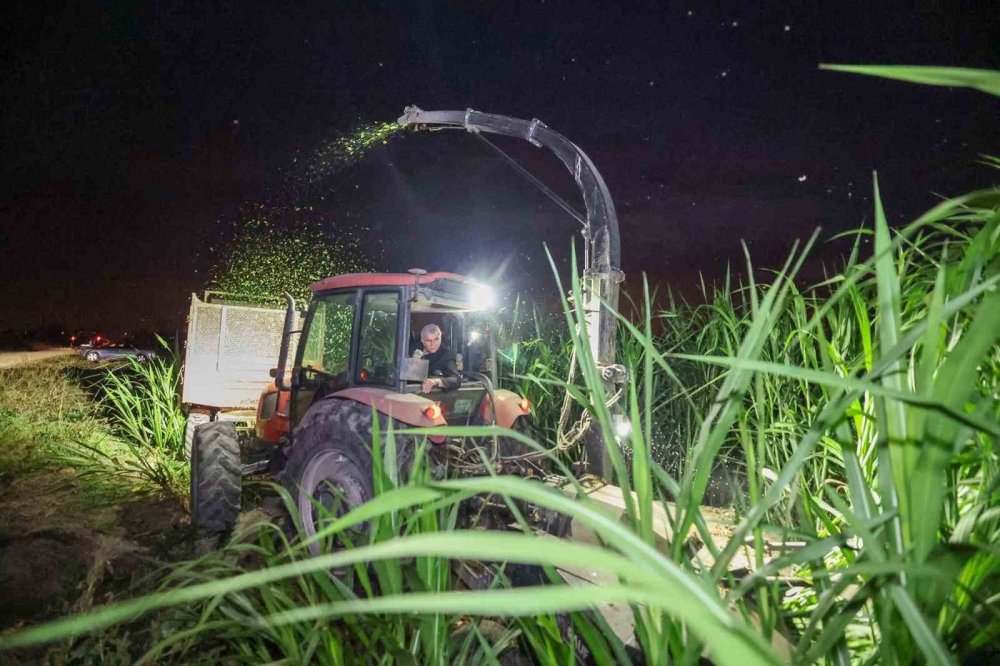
[182,294,293,410]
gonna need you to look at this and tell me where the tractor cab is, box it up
[254,270,528,446]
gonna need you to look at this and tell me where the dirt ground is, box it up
[0,470,188,631]
[0,356,190,643]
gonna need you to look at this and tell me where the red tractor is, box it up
[190,106,625,544]
[189,270,537,541]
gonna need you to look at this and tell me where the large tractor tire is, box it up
[190,421,241,540]
[184,412,211,459]
[281,399,418,555]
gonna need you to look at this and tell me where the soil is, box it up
[0,469,189,632]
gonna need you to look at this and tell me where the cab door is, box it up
[291,290,358,428]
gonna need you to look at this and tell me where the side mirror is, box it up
[275,293,297,391]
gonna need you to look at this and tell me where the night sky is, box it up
[2,2,997,334]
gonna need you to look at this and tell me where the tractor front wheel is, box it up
[295,446,371,555]
[190,421,241,541]
[282,399,418,555]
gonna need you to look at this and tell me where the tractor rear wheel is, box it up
[190,421,241,541]
[295,446,371,555]
[282,399,418,555]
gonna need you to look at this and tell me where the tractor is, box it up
[189,106,626,546]
[189,269,543,542]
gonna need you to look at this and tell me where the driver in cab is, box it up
[416,324,461,393]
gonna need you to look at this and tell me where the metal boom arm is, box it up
[397,107,620,271]
[397,106,625,479]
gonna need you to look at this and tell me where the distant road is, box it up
[0,348,75,369]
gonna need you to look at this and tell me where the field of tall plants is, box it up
[1,66,998,664]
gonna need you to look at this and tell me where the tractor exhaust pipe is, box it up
[274,292,297,391]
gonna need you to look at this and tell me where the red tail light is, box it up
[518,398,531,414]
[423,403,442,419]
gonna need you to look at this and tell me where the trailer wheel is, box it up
[190,421,241,541]
[184,412,211,459]
[282,399,416,555]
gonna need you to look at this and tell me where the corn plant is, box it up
[98,343,186,459]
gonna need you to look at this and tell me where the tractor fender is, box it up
[480,388,531,429]
[331,387,447,442]
[255,381,291,444]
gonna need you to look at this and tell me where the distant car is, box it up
[76,341,157,363]
[70,332,105,348]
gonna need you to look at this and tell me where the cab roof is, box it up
[309,271,479,293]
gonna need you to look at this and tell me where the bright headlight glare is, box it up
[468,330,481,342]
[471,284,495,309]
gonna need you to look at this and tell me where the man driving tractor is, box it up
[416,323,461,393]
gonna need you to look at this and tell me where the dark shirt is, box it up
[422,346,461,391]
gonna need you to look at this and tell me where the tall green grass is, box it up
[2,66,998,665]
[0,358,104,482]
[55,344,189,500]
[493,296,572,444]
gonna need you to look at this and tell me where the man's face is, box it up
[421,331,442,354]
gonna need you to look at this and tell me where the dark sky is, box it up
[2,1,997,333]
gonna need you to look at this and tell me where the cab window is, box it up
[300,292,355,384]
[356,291,399,385]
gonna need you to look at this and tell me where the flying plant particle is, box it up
[206,119,401,301]
[209,209,373,303]
[298,121,403,184]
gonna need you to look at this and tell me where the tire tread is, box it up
[191,422,241,537]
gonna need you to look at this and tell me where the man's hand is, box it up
[421,377,441,393]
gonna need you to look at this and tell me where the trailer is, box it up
[181,292,295,458]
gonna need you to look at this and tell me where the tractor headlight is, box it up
[470,284,496,309]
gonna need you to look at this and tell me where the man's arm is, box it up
[432,349,462,392]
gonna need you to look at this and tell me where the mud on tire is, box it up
[190,421,241,539]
